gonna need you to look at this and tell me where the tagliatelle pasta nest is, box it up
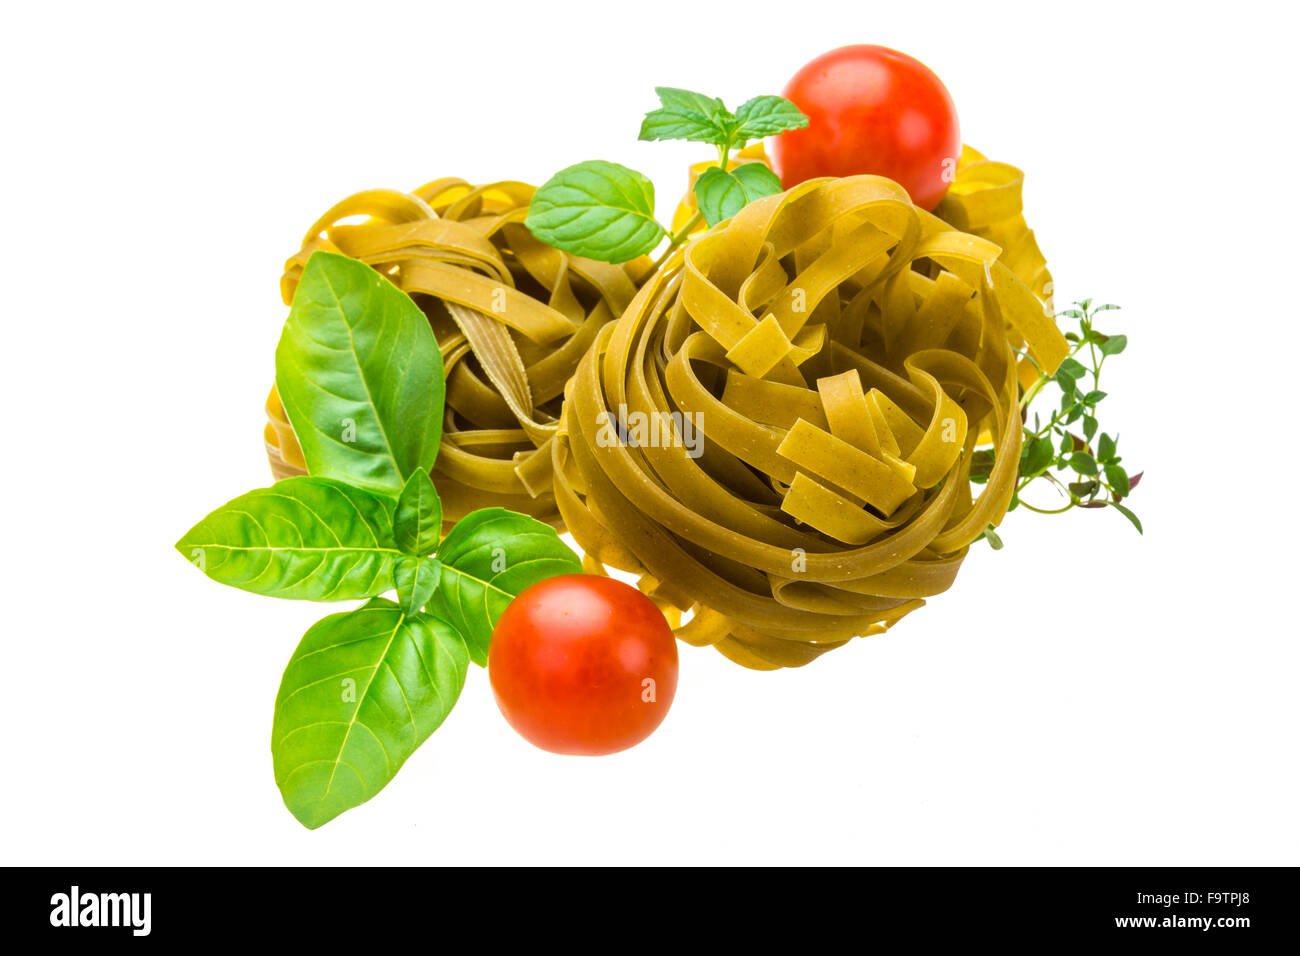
[265,179,646,528]
[554,168,1069,669]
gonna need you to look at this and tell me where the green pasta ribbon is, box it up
[266,178,649,528]
[555,168,1068,669]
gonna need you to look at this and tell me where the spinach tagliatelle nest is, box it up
[266,178,646,529]
[552,167,1069,670]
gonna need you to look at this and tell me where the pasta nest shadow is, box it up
[265,178,648,529]
[554,163,1068,669]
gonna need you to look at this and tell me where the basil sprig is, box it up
[176,252,580,829]
[525,87,807,263]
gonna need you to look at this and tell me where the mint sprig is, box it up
[525,87,807,264]
[973,299,1143,543]
[637,87,808,150]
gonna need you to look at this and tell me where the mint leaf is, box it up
[639,107,725,143]
[733,95,809,139]
[639,88,738,144]
[639,95,728,145]
[654,86,726,118]
[694,163,783,227]
[394,469,442,557]
[525,160,664,264]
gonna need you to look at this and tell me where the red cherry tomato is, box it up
[771,44,961,211]
[487,574,678,755]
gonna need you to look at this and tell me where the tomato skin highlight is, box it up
[487,574,678,755]
[771,44,961,211]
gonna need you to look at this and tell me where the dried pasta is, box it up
[554,170,1067,669]
[265,178,646,527]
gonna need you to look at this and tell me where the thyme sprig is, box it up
[974,299,1143,546]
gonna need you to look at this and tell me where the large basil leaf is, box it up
[426,508,581,665]
[525,161,665,264]
[272,598,468,829]
[275,251,444,495]
[175,476,400,601]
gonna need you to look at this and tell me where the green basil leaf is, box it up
[395,555,441,613]
[694,164,783,227]
[1083,389,1107,405]
[733,95,809,139]
[394,469,442,556]
[274,251,444,495]
[1082,414,1099,442]
[525,161,665,264]
[272,598,468,829]
[427,508,582,665]
[175,476,399,601]
[639,107,726,144]
[1100,334,1128,356]
[1097,432,1117,462]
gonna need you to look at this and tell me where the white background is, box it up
[3,0,1296,865]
